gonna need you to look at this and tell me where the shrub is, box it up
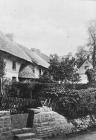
[53,88,96,119]
[34,83,96,119]
[85,69,95,83]
[2,81,41,98]
[0,81,42,114]
[0,96,41,114]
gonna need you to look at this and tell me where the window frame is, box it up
[12,61,16,70]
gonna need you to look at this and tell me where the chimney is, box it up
[31,48,40,53]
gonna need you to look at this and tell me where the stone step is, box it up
[14,132,35,140]
[12,128,34,135]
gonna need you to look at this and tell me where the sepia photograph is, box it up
[0,0,96,140]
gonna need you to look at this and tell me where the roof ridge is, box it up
[0,31,49,68]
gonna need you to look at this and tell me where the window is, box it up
[39,68,42,76]
[32,67,35,73]
[12,61,16,70]
[12,77,16,82]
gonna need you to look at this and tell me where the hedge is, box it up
[33,83,96,119]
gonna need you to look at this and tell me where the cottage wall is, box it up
[78,61,93,75]
[0,51,47,81]
[34,66,40,78]
[34,66,44,78]
[77,60,93,83]
[4,57,21,81]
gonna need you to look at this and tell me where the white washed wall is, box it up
[4,58,21,81]
[78,61,93,75]
[34,66,40,78]
[77,60,93,84]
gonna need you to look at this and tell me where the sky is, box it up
[0,0,96,56]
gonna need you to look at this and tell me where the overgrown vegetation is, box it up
[1,96,40,114]
[0,57,5,78]
[45,54,81,84]
[0,81,42,114]
[0,56,5,94]
[32,83,96,119]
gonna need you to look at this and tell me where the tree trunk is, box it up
[93,45,96,82]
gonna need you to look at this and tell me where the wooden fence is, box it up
[0,96,40,114]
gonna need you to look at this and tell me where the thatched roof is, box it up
[0,31,49,68]
[19,65,36,79]
[18,44,50,68]
[0,32,31,62]
[31,48,50,63]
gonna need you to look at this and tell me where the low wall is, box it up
[33,107,74,138]
[33,107,96,138]
[11,113,28,129]
[0,110,12,140]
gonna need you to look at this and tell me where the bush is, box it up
[0,81,42,114]
[0,96,41,114]
[3,81,41,99]
[63,83,89,90]
[85,69,95,83]
[53,88,96,119]
[34,83,96,119]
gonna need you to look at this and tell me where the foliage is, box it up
[49,54,80,83]
[85,69,95,83]
[39,70,54,83]
[49,54,60,81]
[2,81,41,99]
[0,96,40,114]
[75,46,91,68]
[0,81,42,114]
[72,72,81,84]
[0,56,5,78]
[59,57,75,81]
[2,78,12,95]
[88,20,96,68]
[34,83,96,119]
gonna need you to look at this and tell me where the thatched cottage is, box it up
[0,32,49,82]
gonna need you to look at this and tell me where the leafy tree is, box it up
[49,54,80,83]
[39,70,54,83]
[0,56,5,95]
[59,56,75,81]
[0,56,5,78]
[75,46,90,68]
[49,54,60,81]
[83,20,96,85]
[88,20,96,68]
[71,68,81,89]
[85,69,95,83]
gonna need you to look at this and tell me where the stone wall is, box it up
[33,107,74,138]
[33,107,96,138]
[0,111,12,140]
[11,113,28,129]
